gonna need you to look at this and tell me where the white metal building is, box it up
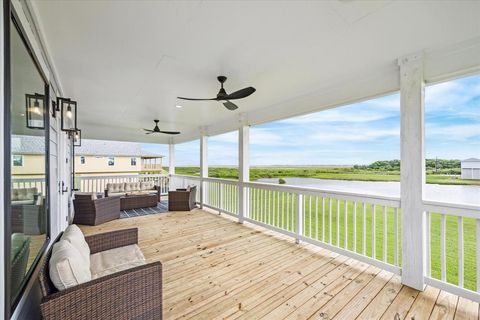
[461,158,480,179]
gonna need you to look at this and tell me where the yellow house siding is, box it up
[75,155,141,174]
[12,154,45,175]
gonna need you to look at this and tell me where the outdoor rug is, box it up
[120,200,169,219]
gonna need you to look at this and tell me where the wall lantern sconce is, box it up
[73,129,81,147]
[25,93,46,129]
[58,97,77,132]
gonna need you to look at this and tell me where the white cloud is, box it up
[425,77,480,112]
[209,131,238,144]
[250,128,285,146]
[427,123,480,141]
[279,108,396,125]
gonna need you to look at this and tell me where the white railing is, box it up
[77,174,169,195]
[204,177,239,216]
[423,200,480,302]
[12,178,46,195]
[171,174,401,275]
[171,174,480,302]
[244,181,401,275]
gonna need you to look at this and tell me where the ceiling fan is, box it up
[143,120,180,135]
[177,76,256,111]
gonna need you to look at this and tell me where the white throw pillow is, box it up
[61,224,90,265]
[49,240,92,291]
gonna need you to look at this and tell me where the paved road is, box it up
[258,177,480,206]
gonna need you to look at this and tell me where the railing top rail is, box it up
[77,173,168,180]
[202,176,239,185]
[171,174,400,207]
[171,174,202,181]
[423,200,480,218]
[12,178,46,182]
[243,181,401,206]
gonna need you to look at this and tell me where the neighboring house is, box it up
[11,135,47,179]
[75,139,164,176]
[12,135,164,178]
[461,158,480,180]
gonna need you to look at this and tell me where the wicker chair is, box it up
[168,186,197,211]
[73,193,121,226]
[11,234,31,300]
[39,228,162,320]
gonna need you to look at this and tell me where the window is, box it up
[7,17,50,312]
[108,157,115,166]
[12,155,23,167]
[80,156,85,164]
[131,157,137,166]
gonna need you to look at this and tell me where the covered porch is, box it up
[3,1,480,319]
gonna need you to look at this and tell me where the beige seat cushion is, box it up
[61,224,90,265]
[140,181,155,191]
[124,182,140,192]
[90,244,146,279]
[108,192,126,197]
[11,200,35,205]
[107,183,125,193]
[12,187,38,201]
[49,240,92,291]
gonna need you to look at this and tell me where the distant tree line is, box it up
[354,159,461,174]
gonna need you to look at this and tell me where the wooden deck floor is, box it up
[80,209,480,320]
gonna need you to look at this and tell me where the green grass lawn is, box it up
[201,181,479,292]
[176,166,479,185]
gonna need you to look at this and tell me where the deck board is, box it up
[80,209,480,320]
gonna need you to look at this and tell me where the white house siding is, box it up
[461,159,480,179]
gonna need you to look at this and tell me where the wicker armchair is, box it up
[168,186,197,211]
[39,228,162,320]
[73,193,121,226]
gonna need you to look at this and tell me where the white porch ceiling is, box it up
[31,0,480,144]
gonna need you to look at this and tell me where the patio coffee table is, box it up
[120,193,158,210]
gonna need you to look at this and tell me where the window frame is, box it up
[4,11,51,317]
[12,154,23,167]
[130,157,137,166]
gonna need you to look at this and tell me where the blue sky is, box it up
[142,75,480,166]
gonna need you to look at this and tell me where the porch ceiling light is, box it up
[58,97,78,132]
[25,93,46,129]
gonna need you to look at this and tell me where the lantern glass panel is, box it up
[60,98,77,131]
[25,93,46,129]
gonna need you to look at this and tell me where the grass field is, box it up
[175,166,480,185]
[196,174,480,292]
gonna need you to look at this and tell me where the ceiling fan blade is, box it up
[225,87,256,100]
[159,131,181,135]
[177,97,218,101]
[223,101,238,111]
[143,129,154,132]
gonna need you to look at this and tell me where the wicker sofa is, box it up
[11,233,31,301]
[11,187,46,235]
[39,226,162,320]
[105,181,161,201]
[73,193,120,226]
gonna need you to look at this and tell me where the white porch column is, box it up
[238,115,250,223]
[200,128,208,208]
[399,53,426,291]
[168,143,175,175]
[168,142,175,190]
